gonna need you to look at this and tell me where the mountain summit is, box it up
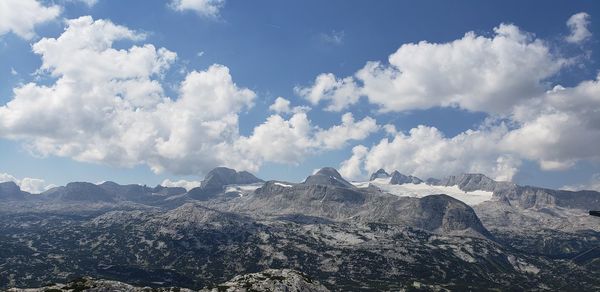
[369,169,390,181]
[201,167,263,191]
[303,167,355,189]
[188,167,263,201]
[389,171,423,185]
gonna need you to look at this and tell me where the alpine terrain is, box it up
[2,167,600,291]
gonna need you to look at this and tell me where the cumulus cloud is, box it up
[161,179,201,191]
[169,0,225,18]
[268,97,310,114]
[340,73,600,181]
[315,113,379,149]
[566,12,592,44]
[0,16,379,177]
[339,124,521,181]
[303,20,599,181]
[339,145,369,181]
[301,24,566,115]
[0,0,61,39]
[295,73,361,111]
[235,112,379,166]
[0,172,54,193]
[358,24,566,114]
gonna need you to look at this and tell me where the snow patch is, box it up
[352,179,493,206]
[224,183,263,197]
[274,182,293,188]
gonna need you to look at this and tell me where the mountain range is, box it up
[2,167,600,290]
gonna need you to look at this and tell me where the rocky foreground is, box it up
[8,269,329,292]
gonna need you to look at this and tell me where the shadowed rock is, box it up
[389,171,423,185]
[303,167,355,189]
[369,169,390,181]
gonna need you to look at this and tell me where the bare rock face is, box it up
[389,171,423,185]
[188,167,263,200]
[42,182,115,202]
[0,181,26,201]
[201,167,263,191]
[391,194,493,238]
[438,173,514,192]
[303,167,355,189]
[202,269,330,292]
[369,168,390,181]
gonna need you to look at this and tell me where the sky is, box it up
[1,0,600,193]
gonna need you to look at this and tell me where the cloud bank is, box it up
[0,16,379,177]
[337,13,600,181]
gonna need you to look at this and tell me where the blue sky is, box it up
[1,0,600,192]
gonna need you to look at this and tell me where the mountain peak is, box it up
[439,173,512,192]
[303,167,354,189]
[315,167,343,178]
[390,171,423,185]
[0,181,25,200]
[44,181,115,202]
[369,169,390,181]
[201,167,263,190]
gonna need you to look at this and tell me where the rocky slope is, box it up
[201,269,329,292]
[8,269,327,292]
[2,167,600,290]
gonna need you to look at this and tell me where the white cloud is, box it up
[302,24,567,115]
[0,16,378,177]
[161,179,201,191]
[10,67,17,75]
[169,0,225,18]
[501,76,600,170]
[339,145,368,181]
[235,112,379,166]
[356,24,566,114]
[340,124,521,181]
[0,0,61,39]
[566,12,592,44]
[341,73,600,181]
[295,73,361,111]
[0,172,54,193]
[268,97,310,114]
[0,173,17,183]
[69,0,98,7]
[269,97,292,114]
[315,113,379,149]
[302,21,599,181]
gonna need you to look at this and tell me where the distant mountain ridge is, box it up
[3,166,600,290]
[367,169,600,210]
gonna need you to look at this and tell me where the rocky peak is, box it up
[369,169,390,181]
[303,167,355,189]
[201,167,263,191]
[0,181,25,200]
[43,182,115,202]
[389,171,423,185]
[439,173,514,192]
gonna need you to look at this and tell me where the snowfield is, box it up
[352,178,493,206]
[224,183,263,196]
